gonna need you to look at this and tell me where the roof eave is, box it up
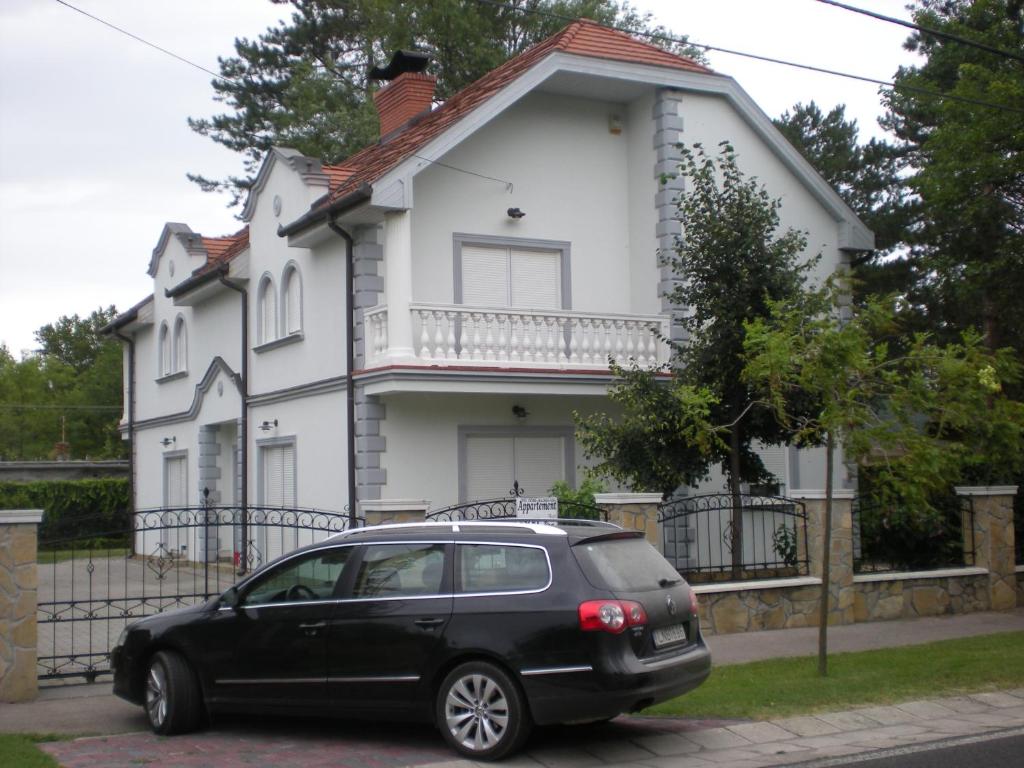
[277,183,374,239]
[165,263,230,300]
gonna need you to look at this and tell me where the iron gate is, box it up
[37,502,359,683]
[658,493,808,582]
[426,483,607,522]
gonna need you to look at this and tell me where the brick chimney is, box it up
[373,71,437,136]
[369,50,434,138]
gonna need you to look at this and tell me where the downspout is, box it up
[112,331,136,545]
[218,273,249,571]
[327,219,358,528]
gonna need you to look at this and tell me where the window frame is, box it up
[452,233,572,310]
[256,273,278,346]
[281,261,304,337]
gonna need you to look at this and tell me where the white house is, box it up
[105,20,870,566]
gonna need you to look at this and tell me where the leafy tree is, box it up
[189,0,705,204]
[743,282,1024,674]
[575,363,724,499]
[0,309,125,461]
[882,0,1024,352]
[663,142,817,499]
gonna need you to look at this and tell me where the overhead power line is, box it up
[54,0,231,82]
[475,0,1024,116]
[815,0,1024,64]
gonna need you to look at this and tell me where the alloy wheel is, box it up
[146,661,168,728]
[444,672,510,753]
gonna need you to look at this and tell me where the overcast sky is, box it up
[0,0,918,356]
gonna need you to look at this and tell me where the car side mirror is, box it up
[220,585,241,610]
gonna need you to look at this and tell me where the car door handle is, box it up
[299,621,326,634]
[413,617,446,629]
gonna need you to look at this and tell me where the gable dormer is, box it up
[148,223,209,285]
[240,147,333,226]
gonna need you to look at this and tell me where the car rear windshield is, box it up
[573,536,681,592]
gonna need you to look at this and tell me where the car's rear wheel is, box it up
[437,661,531,760]
[145,650,202,735]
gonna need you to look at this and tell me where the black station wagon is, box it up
[112,520,711,759]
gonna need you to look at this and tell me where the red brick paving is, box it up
[38,715,744,768]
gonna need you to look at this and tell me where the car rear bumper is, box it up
[522,638,712,725]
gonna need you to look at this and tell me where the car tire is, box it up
[145,650,202,735]
[437,661,531,760]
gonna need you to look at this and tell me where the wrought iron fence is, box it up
[852,496,974,574]
[658,494,809,582]
[426,484,607,523]
[36,502,358,683]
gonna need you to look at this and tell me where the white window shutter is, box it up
[513,436,565,497]
[462,245,510,307]
[165,456,188,507]
[754,441,787,491]
[262,443,296,507]
[465,436,515,500]
[510,249,560,309]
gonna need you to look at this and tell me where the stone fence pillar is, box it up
[595,493,662,551]
[792,491,855,626]
[359,499,429,527]
[0,509,43,702]
[955,486,1018,611]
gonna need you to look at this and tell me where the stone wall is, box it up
[595,494,661,551]
[360,501,428,528]
[695,579,824,635]
[956,487,1018,611]
[853,571,990,621]
[0,509,43,702]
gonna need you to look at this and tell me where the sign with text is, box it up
[515,496,558,519]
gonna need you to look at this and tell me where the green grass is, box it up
[38,547,129,564]
[648,631,1024,720]
[0,734,67,768]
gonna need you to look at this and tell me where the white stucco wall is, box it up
[247,161,350,395]
[408,91,642,315]
[377,391,623,506]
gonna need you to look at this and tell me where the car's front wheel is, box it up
[437,661,531,760]
[145,650,202,735]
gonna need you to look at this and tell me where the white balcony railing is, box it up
[363,303,670,369]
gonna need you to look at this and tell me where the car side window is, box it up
[352,543,447,598]
[457,544,549,593]
[242,548,352,607]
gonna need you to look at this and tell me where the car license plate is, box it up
[653,623,687,648]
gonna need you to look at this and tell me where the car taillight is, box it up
[578,600,647,633]
[689,590,700,615]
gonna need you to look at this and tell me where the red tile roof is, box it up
[199,227,249,270]
[317,19,711,204]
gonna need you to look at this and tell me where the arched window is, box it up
[282,264,303,336]
[158,321,171,377]
[258,274,278,345]
[173,315,188,373]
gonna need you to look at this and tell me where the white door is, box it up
[161,454,188,558]
[465,435,565,500]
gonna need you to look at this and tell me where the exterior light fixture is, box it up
[159,437,176,447]
[258,419,278,432]
[512,404,529,421]
[507,207,525,219]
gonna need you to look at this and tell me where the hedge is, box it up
[0,478,129,543]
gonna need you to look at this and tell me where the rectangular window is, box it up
[261,442,296,507]
[464,434,566,500]
[458,240,565,310]
[457,543,549,593]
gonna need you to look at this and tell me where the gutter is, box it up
[217,274,251,572]
[277,183,373,239]
[326,219,359,528]
[166,262,229,299]
[111,329,136,533]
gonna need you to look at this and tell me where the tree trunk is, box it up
[818,430,835,677]
[729,421,743,577]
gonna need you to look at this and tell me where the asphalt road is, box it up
[782,727,1024,768]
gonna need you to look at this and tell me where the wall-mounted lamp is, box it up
[506,207,526,219]
[258,419,278,432]
[512,404,529,422]
[159,436,176,447]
